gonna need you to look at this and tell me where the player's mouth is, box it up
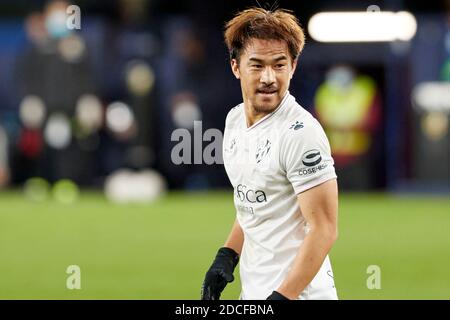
[256,88,278,97]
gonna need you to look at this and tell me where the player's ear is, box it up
[290,58,298,79]
[231,59,240,79]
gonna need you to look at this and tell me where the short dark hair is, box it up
[224,7,305,63]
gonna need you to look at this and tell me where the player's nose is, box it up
[260,67,276,85]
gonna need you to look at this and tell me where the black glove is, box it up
[201,247,239,300]
[266,291,289,300]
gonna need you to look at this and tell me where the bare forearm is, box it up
[277,228,337,299]
[223,219,244,256]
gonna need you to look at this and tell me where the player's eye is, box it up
[275,64,285,69]
[251,64,263,69]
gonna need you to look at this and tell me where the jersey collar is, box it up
[244,91,291,132]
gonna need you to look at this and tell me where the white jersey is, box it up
[222,92,338,300]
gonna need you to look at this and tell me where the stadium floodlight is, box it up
[308,11,417,42]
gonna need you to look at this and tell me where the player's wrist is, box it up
[217,247,239,268]
[275,286,299,300]
[266,290,290,300]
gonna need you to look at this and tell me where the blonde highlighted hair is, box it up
[224,7,305,62]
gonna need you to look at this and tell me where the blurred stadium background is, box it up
[0,0,449,299]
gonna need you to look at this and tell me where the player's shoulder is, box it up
[277,103,331,165]
[224,103,243,127]
[277,97,322,136]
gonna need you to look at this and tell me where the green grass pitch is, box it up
[0,190,449,299]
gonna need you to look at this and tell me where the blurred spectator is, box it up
[156,17,239,190]
[315,65,382,190]
[17,0,95,114]
[14,0,98,185]
[99,0,160,175]
[0,0,446,192]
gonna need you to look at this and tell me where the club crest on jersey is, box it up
[225,138,236,154]
[255,139,271,164]
[289,121,304,130]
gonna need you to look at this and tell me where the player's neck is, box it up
[243,104,271,128]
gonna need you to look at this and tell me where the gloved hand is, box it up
[266,291,289,300]
[201,247,239,300]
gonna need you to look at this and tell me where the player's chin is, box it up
[254,95,280,110]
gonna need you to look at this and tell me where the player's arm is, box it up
[201,219,243,300]
[271,178,338,299]
[223,219,244,255]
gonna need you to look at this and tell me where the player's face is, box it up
[231,38,297,114]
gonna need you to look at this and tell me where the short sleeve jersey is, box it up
[223,92,338,300]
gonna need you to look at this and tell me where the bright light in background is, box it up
[412,82,450,112]
[421,112,448,141]
[45,8,70,39]
[104,169,167,203]
[308,11,417,42]
[19,95,46,129]
[106,101,134,133]
[125,60,155,96]
[44,113,72,149]
[171,92,202,130]
[58,34,86,63]
[76,94,103,132]
[172,100,202,129]
[412,82,450,142]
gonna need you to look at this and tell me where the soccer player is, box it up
[201,8,339,300]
